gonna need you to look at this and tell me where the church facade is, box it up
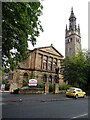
[12,8,81,88]
[13,44,63,88]
[65,8,81,57]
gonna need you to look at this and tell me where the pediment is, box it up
[38,46,63,57]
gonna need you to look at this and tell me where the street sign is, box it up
[28,79,37,86]
[1,84,5,91]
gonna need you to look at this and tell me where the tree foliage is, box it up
[61,50,90,90]
[2,2,43,71]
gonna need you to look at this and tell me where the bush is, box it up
[37,83,45,89]
[59,84,70,90]
[23,79,29,86]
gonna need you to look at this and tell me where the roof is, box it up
[29,44,63,58]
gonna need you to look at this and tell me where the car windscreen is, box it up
[69,88,75,91]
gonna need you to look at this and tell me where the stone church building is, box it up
[12,8,81,88]
[13,44,63,87]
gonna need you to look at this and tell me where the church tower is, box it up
[65,8,81,57]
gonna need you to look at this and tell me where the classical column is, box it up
[56,58,58,67]
[52,57,54,72]
[35,50,38,69]
[34,51,36,69]
[46,56,48,71]
[41,54,43,70]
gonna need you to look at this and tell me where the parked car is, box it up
[66,87,86,99]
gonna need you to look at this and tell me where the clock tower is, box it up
[65,8,81,57]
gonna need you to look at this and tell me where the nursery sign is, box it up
[28,79,37,86]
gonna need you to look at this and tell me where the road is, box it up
[0,92,89,119]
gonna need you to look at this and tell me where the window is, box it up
[68,38,72,43]
[48,75,52,83]
[76,89,82,92]
[69,88,75,91]
[43,74,47,82]
[54,75,58,83]
[70,38,72,42]
[53,61,57,72]
[76,38,80,43]
[48,61,52,71]
[23,73,28,81]
[68,39,70,43]
[69,32,71,35]
[43,59,47,70]
[38,54,42,69]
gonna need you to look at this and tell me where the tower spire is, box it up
[65,8,81,57]
[69,7,76,30]
[71,7,73,14]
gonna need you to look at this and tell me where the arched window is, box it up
[24,73,28,81]
[43,60,47,70]
[48,75,52,83]
[48,61,52,71]
[53,60,57,72]
[43,74,47,82]
[38,54,42,69]
[54,75,57,83]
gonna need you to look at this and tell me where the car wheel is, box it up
[75,94,78,99]
[83,94,86,98]
[66,95,68,97]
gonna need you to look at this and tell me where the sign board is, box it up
[28,79,37,86]
[1,84,5,91]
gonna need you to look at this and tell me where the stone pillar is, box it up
[47,56,48,71]
[56,58,58,67]
[52,77,54,84]
[41,54,43,70]
[55,84,59,94]
[45,83,49,94]
[35,50,38,69]
[47,74,49,83]
[52,58,54,72]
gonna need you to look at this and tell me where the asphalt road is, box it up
[1,92,89,119]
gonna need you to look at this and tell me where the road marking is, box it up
[72,113,88,119]
[0,103,5,106]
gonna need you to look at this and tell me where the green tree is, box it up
[2,2,43,71]
[61,50,90,90]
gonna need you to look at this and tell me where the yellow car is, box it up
[66,87,86,99]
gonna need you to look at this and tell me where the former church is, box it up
[12,8,81,88]
[13,44,63,88]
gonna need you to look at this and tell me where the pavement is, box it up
[1,92,88,103]
[0,90,10,93]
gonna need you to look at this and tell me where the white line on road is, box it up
[0,103,5,106]
[72,113,88,119]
